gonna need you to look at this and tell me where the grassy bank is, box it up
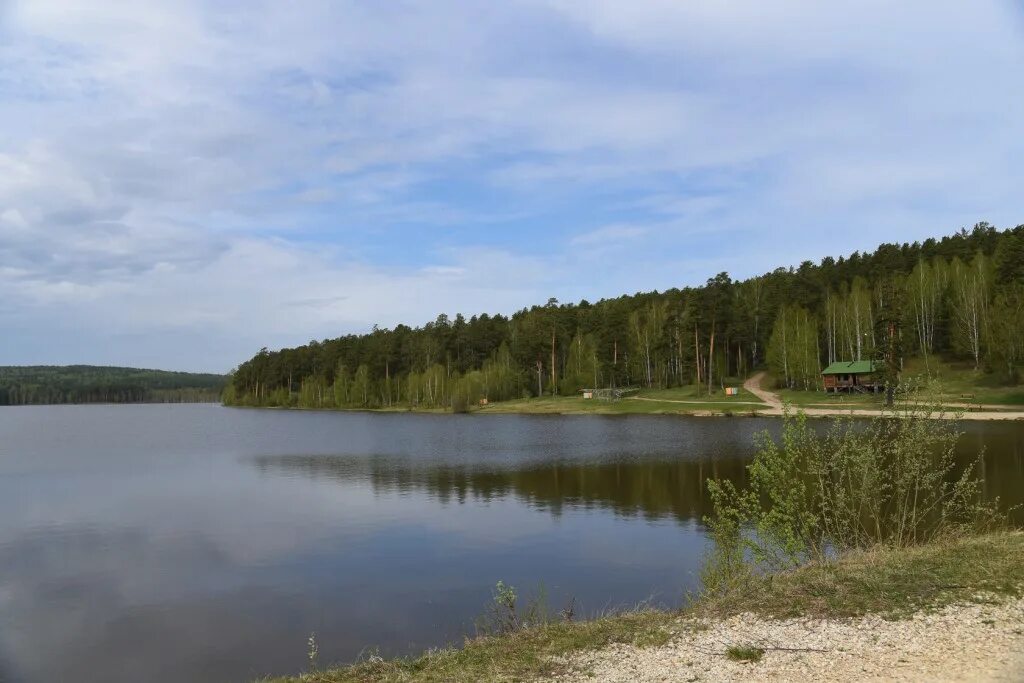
[470,378,765,415]
[773,356,1024,409]
[475,394,764,416]
[261,532,1024,683]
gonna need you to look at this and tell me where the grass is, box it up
[901,356,1024,406]
[260,610,674,683]
[475,395,760,416]
[696,532,1024,620]
[635,382,760,404]
[475,381,767,416]
[771,356,1024,410]
[260,532,1024,683]
[775,388,879,408]
[725,645,765,663]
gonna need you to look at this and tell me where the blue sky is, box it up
[1,1,1023,372]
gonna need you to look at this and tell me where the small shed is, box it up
[821,361,881,393]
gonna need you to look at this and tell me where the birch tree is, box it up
[905,257,948,367]
[988,285,1024,381]
[950,253,992,370]
[767,305,820,390]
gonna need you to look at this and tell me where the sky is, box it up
[1,1,1023,373]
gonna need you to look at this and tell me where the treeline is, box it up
[0,366,227,405]
[228,223,1024,410]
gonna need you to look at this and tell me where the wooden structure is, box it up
[821,361,882,393]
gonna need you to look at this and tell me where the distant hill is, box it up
[0,365,227,405]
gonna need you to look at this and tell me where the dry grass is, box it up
[260,610,673,683]
[696,531,1024,620]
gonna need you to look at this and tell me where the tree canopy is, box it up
[228,223,1024,410]
[0,366,227,405]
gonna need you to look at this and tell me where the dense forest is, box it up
[227,223,1024,411]
[0,366,227,405]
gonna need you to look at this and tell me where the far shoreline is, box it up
[220,400,1024,421]
[221,372,1024,421]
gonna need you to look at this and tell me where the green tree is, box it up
[950,253,992,370]
[766,306,820,390]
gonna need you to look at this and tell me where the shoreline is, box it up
[221,405,1024,421]
[261,532,1024,683]
[222,373,1024,421]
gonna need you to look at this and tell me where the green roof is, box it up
[821,360,879,375]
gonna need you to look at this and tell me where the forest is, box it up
[226,222,1024,411]
[0,366,227,405]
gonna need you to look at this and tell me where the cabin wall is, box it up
[821,372,880,392]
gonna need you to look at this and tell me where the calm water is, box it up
[0,405,1021,683]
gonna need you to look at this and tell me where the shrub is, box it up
[705,398,1004,580]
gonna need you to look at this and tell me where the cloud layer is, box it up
[1,1,1022,370]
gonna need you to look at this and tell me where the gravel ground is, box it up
[547,597,1024,682]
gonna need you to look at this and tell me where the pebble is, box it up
[545,597,1024,682]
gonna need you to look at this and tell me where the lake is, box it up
[0,405,1021,683]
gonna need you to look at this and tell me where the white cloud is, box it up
[1,0,1022,369]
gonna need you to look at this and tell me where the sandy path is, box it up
[743,373,1024,422]
[743,372,783,410]
[547,597,1024,683]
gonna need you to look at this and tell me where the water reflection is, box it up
[253,454,750,524]
[249,418,1024,527]
[0,405,1021,683]
[957,424,1024,518]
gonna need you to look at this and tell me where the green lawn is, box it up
[900,356,1024,405]
[476,395,763,416]
[474,380,767,416]
[776,388,880,408]
[772,356,1024,408]
[636,382,760,403]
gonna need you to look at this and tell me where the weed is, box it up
[725,645,764,663]
[307,632,318,671]
[477,581,554,636]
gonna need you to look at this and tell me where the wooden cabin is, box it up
[821,361,882,393]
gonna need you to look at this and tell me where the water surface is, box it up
[0,405,1020,683]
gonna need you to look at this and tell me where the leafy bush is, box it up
[704,399,1004,588]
